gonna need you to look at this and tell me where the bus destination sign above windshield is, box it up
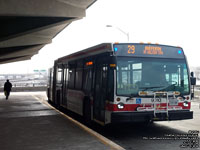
[143,45,163,55]
[113,43,185,59]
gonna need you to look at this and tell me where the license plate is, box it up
[169,98,178,105]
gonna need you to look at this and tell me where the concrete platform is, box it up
[0,92,122,150]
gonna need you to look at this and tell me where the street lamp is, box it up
[106,25,129,42]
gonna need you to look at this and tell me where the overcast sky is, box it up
[0,0,200,74]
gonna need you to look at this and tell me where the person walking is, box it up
[4,79,12,100]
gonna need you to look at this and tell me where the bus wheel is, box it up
[83,98,91,125]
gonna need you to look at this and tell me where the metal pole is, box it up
[106,25,129,42]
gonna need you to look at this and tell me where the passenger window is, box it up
[83,68,92,92]
[56,68,62,84]
[68,69,75,88]
[75,68,83,90]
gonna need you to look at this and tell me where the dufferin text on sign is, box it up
[143,46,163,55]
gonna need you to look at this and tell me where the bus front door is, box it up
[94,65,107,123]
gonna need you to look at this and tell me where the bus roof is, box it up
[57,43,113,63]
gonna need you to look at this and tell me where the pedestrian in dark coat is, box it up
[4,79,12,100]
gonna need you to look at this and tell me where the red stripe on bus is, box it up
[106,103,140,111]
[106,102,191,112]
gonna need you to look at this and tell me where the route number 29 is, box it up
[128,45,135,54]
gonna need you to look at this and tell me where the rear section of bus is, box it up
[105,43,193,124]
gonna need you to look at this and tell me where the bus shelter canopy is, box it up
[0,0,96,64]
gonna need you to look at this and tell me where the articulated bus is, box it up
[47,43,196,125]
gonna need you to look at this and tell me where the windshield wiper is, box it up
[140,86,164,90]
[159,84,176,91]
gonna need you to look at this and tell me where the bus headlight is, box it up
[183,101,189,107]
[117,103,124,109]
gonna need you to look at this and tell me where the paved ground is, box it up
[1,91,199,150]
[0,92,117,150]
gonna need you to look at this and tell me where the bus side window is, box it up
[56,68,62,84]
[75,68,83,90]
[75,61,83,90]
[68,68,75,89]
[83,68,92,92]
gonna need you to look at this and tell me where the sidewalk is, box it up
[0,92,122,150]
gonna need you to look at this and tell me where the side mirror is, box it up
[190,72,196,85]
[191,72,194,77]
[190,77,196,85]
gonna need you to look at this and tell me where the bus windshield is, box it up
[116,57,190,96]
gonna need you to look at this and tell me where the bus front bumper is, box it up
[111,110,193,123]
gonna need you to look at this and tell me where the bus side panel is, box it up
[66,89,85,115]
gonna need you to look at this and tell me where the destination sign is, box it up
[113,43,185,58]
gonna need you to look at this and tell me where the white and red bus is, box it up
[47,43,196,125]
